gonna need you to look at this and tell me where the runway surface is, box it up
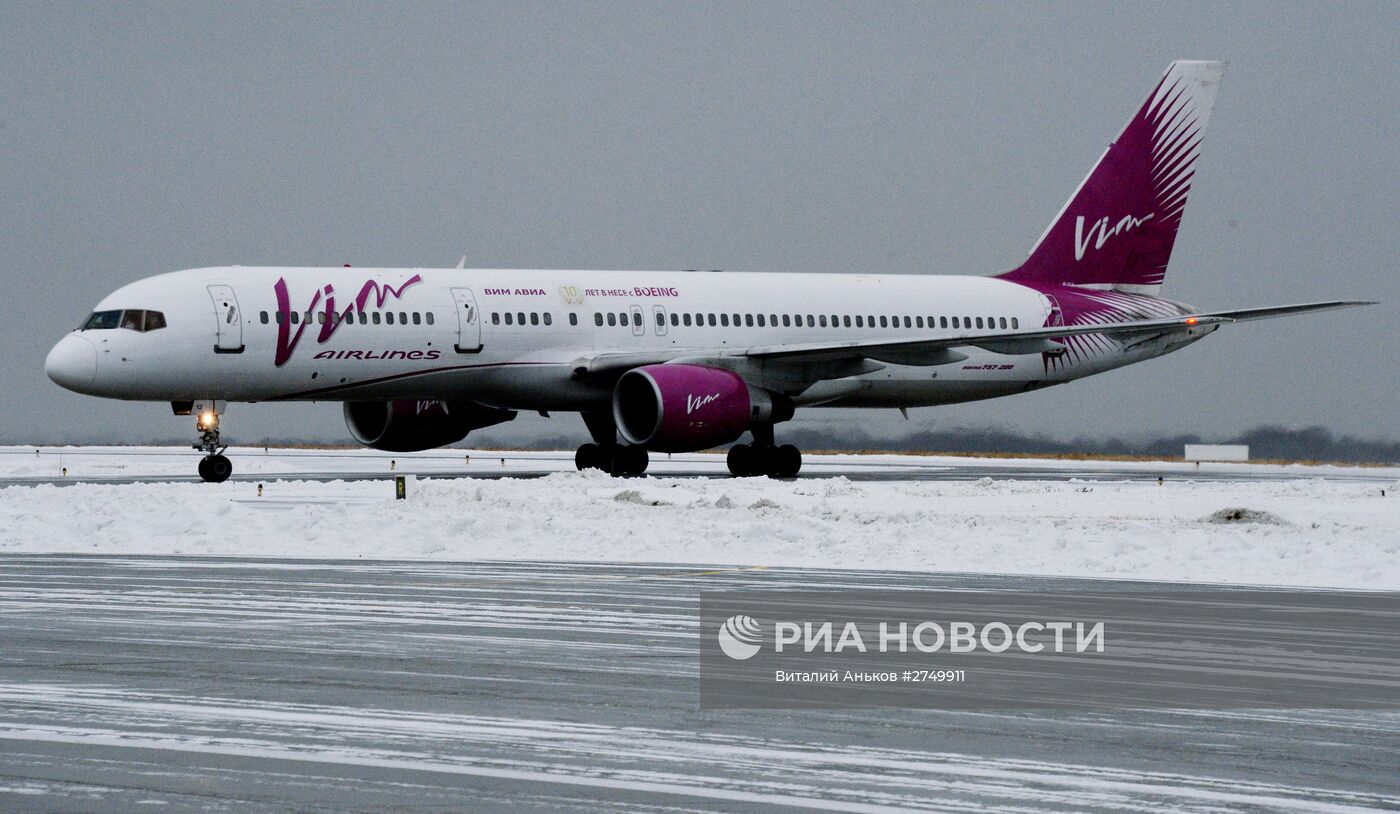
[1,556,1397,812]
[3,446,1395,487]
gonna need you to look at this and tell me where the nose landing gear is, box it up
[193,405,232,483]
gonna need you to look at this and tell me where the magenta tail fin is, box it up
[999,61,1225,295]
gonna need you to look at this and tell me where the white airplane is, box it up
[46,61,1370,482]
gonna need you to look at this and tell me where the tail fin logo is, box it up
[1074,213,1155,261]
[997,60,1225,295]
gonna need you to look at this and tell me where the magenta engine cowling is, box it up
[614,364,785,452]
[344,399,515,452]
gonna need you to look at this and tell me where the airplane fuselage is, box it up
[50,265,1210,411]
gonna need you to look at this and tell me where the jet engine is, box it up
[344,399,516,452]
[613,364,791,452]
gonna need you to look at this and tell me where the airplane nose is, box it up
[45,334,98,392]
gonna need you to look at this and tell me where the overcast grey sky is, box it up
[2,1,1396,445]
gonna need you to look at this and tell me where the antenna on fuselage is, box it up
[454,255,467,269]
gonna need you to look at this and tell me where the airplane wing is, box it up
[570,300,1373,384]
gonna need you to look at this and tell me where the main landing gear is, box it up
[727,423,802,478]
[575,442,649,477]
[727,443,802,478]
[574,410,649,476]
[193,406,232,483]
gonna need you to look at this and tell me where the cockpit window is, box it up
[80,309,166,332]
[81,310,122,330]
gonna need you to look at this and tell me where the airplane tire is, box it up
[727,444,757,477]
[575,443,600,471]
[611,445,648,477]
[769,445,802,478]
[201,454,232,483]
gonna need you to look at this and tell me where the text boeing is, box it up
[774,620,1106,654]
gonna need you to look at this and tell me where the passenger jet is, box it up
[45,61,1371,481]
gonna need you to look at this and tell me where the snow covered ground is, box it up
[1,446,1396,589]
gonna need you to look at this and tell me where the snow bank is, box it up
[2,472,1395,589]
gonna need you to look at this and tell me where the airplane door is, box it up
[652,305,668,336]
[629,304,644,337]
[452,288,483,353]
[207,285,244,353]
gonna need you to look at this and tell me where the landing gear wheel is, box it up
[200,454,232,483]
[575,443,600,471]
[768,444,802,478]
[727,443,758,477]
[611,445,649,477]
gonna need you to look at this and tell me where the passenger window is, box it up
[543,313,552,326]
[805,315,815,328]
[594,312,603,326]
[999,317,1007,329]
[769,314,778,325]
[756,314,765,327]
[569,313,578,326]
[504,313,513,325]
[372,312,381,325]
[386,312,395,325]
[818,315,827,327]
[259,311,269,324]
[745,314,754,327]
[781,315,790,327]
[1011,317,1019,329]
[670,313,678,326]
[413,312,422,325]
[720,314,730,327]
[606,313,615,326]
[291,311,300,324]
[915,316,923,328]
[517,312,526,326]
[276,311,285,325]
[426,312,434,325]
[683,313,692,326]
[975,317,983,329]
[358,312,368,325]
[530,313,538,326]
[707,314,717,327]
[940,317,948,329]
[879,316,888,328]
[901,316,910,328]
[492,313,500,325]
[656,312,664,327]
[855,316,863,327]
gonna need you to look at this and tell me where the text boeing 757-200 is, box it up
[45,61,1372,481]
